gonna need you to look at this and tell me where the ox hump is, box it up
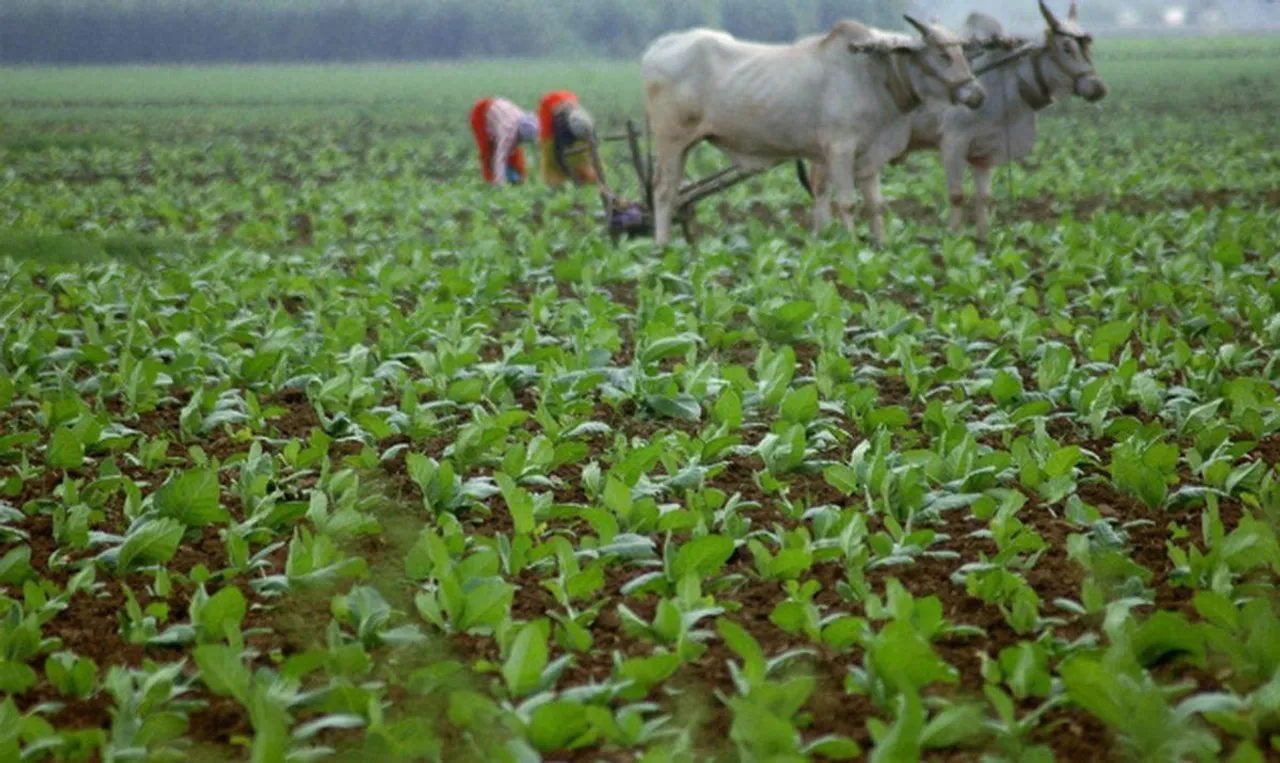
[963,12,1005,38]
[822,19,874,47]
[923,22,963,46]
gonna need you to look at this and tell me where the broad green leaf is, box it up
[921,702,986,749]
[728,696,800,757]
[153,468,228,526]
[866,406,910,431]
[802,735,862,759]
[603,474,632,517]
[714,389,744,430]
[642,336,697,365]
[460,580,514,632]
[0,662,37,694]
[200,586,247,641]
[528,700,592,752]
[495,472,535,535]
[1094,320,1133,353]
[780,384,819,424]
[645,394,702,422]
[776,300,816,326]
[136,711,188,747]
[116,518,185,571]
[824,464,859,495]
[717,618,765,686]
[1193,591,1238,631]
[1132,610,1205,667]
[447,377,484,404]
[869,692,924,763]
[671,535,735,581]
[47,426,85,470]
[1058,655,1127,728]
[869,620,957,692]
[0,546,35,586]
[616,653,681,700]
[990,370,1023,405]
[1045,446,1082,479]
[502,621,549,698]
[194,644,251,703]
[998,642,1051,699]
[249,681,290,763]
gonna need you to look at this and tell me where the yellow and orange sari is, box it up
[537,91,597,187]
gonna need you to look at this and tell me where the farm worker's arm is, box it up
[567,107,598,188]
[492,126,516,185]
[552,109,572,181]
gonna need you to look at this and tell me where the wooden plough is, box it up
[569,120,763,244]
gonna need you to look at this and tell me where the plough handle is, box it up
[625,120,652,211]
[586,136,615,224]
[675,167,761,212]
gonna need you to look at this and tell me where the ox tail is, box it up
[795,160,814,198]
[644,113,655,212]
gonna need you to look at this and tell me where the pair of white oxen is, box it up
[640,1,1109,246]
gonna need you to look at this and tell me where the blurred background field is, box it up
[2,36,1277,254]
[2,34,1280,125]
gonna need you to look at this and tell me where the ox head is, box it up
[1038,1,1108,102]
[902,15,987,110]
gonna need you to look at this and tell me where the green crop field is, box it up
[3,34,1280,763]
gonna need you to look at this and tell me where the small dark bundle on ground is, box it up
[607,199,653,239]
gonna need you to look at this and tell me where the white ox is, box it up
[640,17,987,247]
[802,1,1109,242]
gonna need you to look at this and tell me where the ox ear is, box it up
[1068,1,1079,21]
[1039,0,1064,32]
[903,14,932,40]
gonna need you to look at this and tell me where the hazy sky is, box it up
[905,0,1280,32]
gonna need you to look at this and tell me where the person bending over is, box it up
[470,97,538,185]
[537,91,598,187]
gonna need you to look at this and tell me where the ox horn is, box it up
[1039,0,1064,31]
[903,14,932,39]
[1068,1,1079,21]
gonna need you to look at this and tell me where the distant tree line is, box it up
[1,0,911,65]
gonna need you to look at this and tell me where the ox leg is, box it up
[974,164,994,244]
[857,172,887,248]
[652,142,690,247]
[942,146,968,236]
[827,146,858,240]
[810,162,833,236]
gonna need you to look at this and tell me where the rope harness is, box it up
[965,28,1099,226]
[886,47,982,113]
[1016,31,1099,111]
